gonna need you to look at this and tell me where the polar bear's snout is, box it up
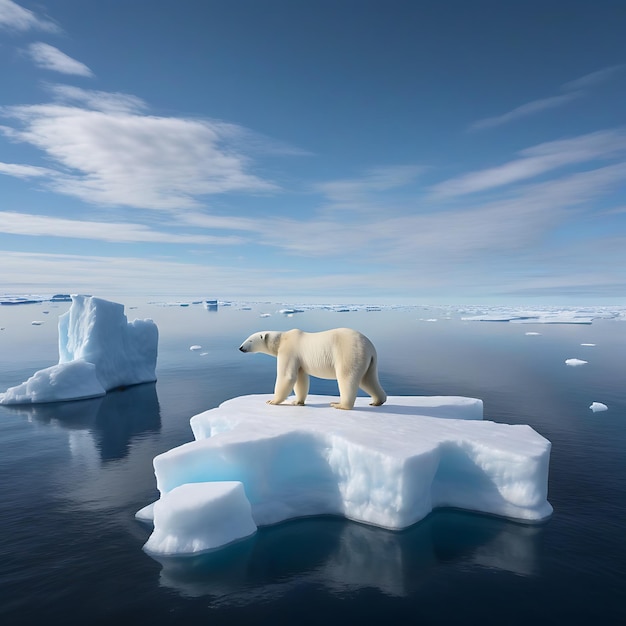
[239,345,247,352]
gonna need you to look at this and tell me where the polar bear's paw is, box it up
[330,402,351,410]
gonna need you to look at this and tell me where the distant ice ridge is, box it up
[136,394,553,556]
[458,305,624,325]
[0,295,158,405]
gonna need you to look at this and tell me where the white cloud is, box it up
[179,212,262,232]
[253,160,626,272]
[0,161,52,178]
[561,64,626,91]
[0,211,245,244]
[469,92,581,132]
[0,249,421,301]
[0,94,278,209]
[0,0,59,32]
[469,64,625,132]
[27,43,93,77]
[315,165,424,204]
[3,153,625,301]
[48,84,147,113]
[431,129,626,197]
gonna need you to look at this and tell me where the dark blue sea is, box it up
[1,300,625,625]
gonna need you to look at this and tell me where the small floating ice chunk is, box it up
[525,332,541,336]
[142,481,257,556]
[589,402,608,413]
[31,320,44,326]
[259,313,271,318]
[565,358,588,367]
[580,343,596,347]
[189,345,202,351]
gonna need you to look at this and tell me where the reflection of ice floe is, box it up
[4,383,161,462]
[152,511,544,601]
[565,358,588,367]
[589,402,608,413]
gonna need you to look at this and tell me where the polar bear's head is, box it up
[238,331,280,356]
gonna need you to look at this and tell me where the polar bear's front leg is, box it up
[267,357,298,405]
[292,368,309,405]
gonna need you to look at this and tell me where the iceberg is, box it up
[137,394,552,556]
[0,295,158,405]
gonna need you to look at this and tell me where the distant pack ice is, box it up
[0,295,158,405]
[137,394,553,556]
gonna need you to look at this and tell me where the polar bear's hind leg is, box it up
[330,368,360,410]
[360,357,387,406]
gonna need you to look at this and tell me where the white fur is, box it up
[239,328,387,410]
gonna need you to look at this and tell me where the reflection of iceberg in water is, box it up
[5,383,161,462]
[153,510,544,602]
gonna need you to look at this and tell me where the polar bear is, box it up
[238,328,387,410]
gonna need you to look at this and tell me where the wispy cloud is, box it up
[3,155,626,300]
[0,87,279,210]
[0,161,52,178]
[48,84,146,113]
[469,64,625,132]
[561,64,626,91]
[0,0,59,33]
[314,165,424,212]
[251,159,626,284]
[431,128,626,197]
[27,42,93,77]
[0,211,246,244]
[469,92,581,132]
[0,249,404,300]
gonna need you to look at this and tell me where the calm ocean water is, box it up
[1,300,625,625]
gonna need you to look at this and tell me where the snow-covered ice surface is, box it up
[0,295,158,405]
[137,394,552,556]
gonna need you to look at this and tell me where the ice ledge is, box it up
[138,394,552,556]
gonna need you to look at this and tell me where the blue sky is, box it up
[1,0,625,303]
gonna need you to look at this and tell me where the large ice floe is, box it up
[137,394,553,556]
[0,295,158,404]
